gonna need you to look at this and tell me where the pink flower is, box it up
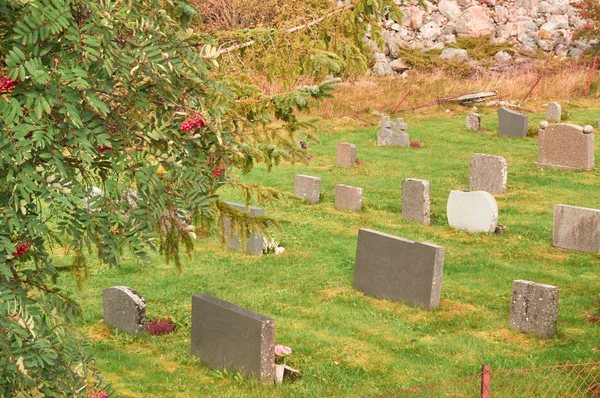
[274,344,292,356]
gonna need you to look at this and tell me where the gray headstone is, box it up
[546,102,561,122]
[510,280,559,338]
[497,107,528,138]
[533,124,594,171]
[469,154,508,194]
[336,142,356,168]
[103,286,147,335]
[466,113,481,131]
[334,184,363,211]
[353,229,445,309]
[377,116,409,146]
[294,174,321,204]
[190,294,275,383]
[224,202,264,255]
[402,178,430,225]
[553,204,600,253]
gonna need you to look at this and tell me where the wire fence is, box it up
[367,359,600,398]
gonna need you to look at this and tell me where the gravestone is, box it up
[336,142,356,168]
[546,102,561,122]
[497,107,528,138]
[190,294,275,383]
[466,113,481,131]
[294,174,321,204]
[335,184,363,211]
[447,190,498,233]
[402,178,430,225]
[533,123,594,171]
[224,202,264,255]
[553,204,600,253]
[510,280,559,338]
[377,116,410,146]
[469,154,508,194]
[103,286,147,335]
[353,228,445,309]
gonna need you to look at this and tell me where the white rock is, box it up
[275,247,285,255]
[440,48,469,61]
[583,125,593,134]
[391,23,401,32]
[494,50,512,63]
[420,21,442,41]
[447,190,498,233]
[439,0,462,20]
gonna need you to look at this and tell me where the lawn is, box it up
[56,104,600,397]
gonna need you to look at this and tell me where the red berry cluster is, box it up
[97,145,111,153]
[95,392,108,398]
[180,116,205,132]
[0,76,18,92]
[13,243,30,257]
[212,168,225,178]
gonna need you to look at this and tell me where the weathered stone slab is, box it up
[335,184,363,211]
[377,116,410,146]
[103,286,147,335]
[553,204,600,253]
[190,294,275,383]
[533,123,594,171]
[546,102,561,122]
[336,142,356,168]
[469,153,508,194]
[447,190,498,233]
[294,174,321,204]
[224,202,264,255]
[510,280,559,338]
[353,229,445,309]
[402,178,430,225]
[466,113,481,131]
[497,107,528,138]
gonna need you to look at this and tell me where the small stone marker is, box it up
[377,116,410,146]
[510,280,559,338]
[353,228,445,309]
[447,190,498,233]
[553,204,600,253]
[497,107,528,138]
[466,113,481,131]
[469,154,508,194]
[190,294,275,383]
[546,102,561,122]
[224,202,264,255]
[402,178,430,225]
[335,184,363,211]
[294,174,321,204]
[336,142,356,168]
[103,286,147,335]
[533,123,594,171]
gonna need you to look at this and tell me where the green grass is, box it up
[56,106,600,397]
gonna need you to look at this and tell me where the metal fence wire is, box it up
[367,359,600,398]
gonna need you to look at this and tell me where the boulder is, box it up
[440,48,469,61]
[439,0,462,21]
[455,6,493,37]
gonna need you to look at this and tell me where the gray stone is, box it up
[103,286,147,335]
[469,154,508,194]
[546,102,561,122]
[447,190,498,233]
[335,184,363,211]
[190,294,275,383]
[466,113,481,131]
[402,178,430,225]
[553,204,600,253]
[353,228,445,309]
[438,0,462,20]
[336,142,356,168]
[540,120,549,129]
[510,280,559,338]
[494,50,512,63]
[583,125,593,134]
[294,174,321,204]
[497,106,528,138]
[533,123,594,171]
[377,116,410,146]
[440,48,469,61]
[224,202,265,255]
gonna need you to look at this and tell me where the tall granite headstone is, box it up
[336,142,356,168]
[103,286,147,335]
[497,107,528,138]
[469,153,508,194]
[553,204,600,253]
[402,178,430,225]
[510,280,559,338]
[546,102,561,122]
[224,202,264,255]
[335,184,363,211]
[533,123,594,171]
[447,190,498,233]
[294,174,321,204]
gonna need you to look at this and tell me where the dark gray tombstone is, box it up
[190,294,276,384]
[510,280,559,338]
[103,286,147,335]
[353,229,445,309]
[553,204,600,253]
[224,202,264,255]
[497,107,528,138]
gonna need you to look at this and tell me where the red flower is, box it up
[586,24,593,30]
[0,76,18,93]
[180,116,205,132]
[97,145,111,153]
[212,168,225,178]
[13,243,30,257]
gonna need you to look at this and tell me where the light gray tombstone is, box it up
[377,116,409,146]
[510,280,559,338]
[553,204,600,253]
[447,190,498,233]
[190,294,275,384]
[469,154,508,194]
[353,229,445,309]
[224,202,264,255]
[294,174,321,204]
[466,113,481,131]
[402,178,430,225]
[546,102,561,122]
[497,107,528,138]
[336,142,356,168]
[103,286,147,335]
[533,123,594,171]
[334,184,363,211]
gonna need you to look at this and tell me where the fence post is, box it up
[480,364,491,398]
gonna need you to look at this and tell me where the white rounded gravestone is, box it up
[447,190,498,233]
